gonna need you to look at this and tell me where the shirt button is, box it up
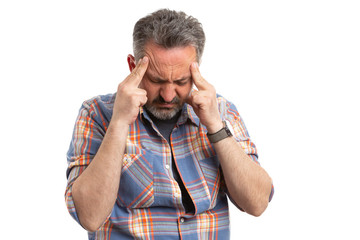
[165,164,170,169]
[180,218,185,223]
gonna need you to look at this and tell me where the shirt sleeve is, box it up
[218,96,258,160]
[217,96,274,202]
[65,98,108,224]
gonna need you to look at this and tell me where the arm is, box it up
[70,57,149,232]
[212,136,272,216]
[187,62,272,216]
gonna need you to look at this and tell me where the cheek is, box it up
[177,84,192,99]
[143,82,160,99]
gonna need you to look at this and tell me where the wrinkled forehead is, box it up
[144,42,197,80]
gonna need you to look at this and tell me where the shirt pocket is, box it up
[198,156,221,208]
[117,150,154,208]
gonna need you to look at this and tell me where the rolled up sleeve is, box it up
[65,98,108,224]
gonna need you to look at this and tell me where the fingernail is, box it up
[192,62,198,68]
[143,56,148,63]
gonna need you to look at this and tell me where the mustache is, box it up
[152,95,180,104]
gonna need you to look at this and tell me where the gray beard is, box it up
[144,103,182,120]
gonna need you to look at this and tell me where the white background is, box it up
[1,0,359,239]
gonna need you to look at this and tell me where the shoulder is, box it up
[216,93,252,139]
[216,93,239,116]
[81,93,116,111]
[78,93,116,123]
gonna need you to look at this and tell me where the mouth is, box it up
[153,96,180,109]
[144,97,182,120]
[157,103,175,108]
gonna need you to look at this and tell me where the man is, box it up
[66,9,273,239]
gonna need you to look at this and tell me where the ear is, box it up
[127,54,136,72]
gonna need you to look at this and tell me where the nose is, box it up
[160,84,176,103]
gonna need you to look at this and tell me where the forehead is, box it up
[144,42,197,80]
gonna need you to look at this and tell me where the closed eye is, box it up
[176,80,189,86]
[146,73,191,86]
[147,75,166,84]
[149,78,163,84]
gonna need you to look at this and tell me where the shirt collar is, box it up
[179,103,200,126]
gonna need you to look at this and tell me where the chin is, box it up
[145,105,181,120]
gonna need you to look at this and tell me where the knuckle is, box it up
[129,94,138,102]
[117,84,128,94]
[139,89,147,95]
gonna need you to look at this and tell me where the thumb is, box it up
[186,92,200,113]
[186,89,197,106]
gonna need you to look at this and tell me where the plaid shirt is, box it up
[65,93,272,239]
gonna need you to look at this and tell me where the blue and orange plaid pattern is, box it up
[65,93,273,239]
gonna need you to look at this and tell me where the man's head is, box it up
[132,9,205,63]
[128,9,206,120]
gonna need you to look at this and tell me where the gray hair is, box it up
[133,9,206,62]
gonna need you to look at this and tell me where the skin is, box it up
[71,57,149,232]
[72,42,272,232]
[129,42,196,120]
[188,61,272,216]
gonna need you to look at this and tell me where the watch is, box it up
[207,121,233,143]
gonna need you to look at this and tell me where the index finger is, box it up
[190,62,209,90]
[129,56,149,86]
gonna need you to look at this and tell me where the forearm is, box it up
[214,137,272,216]
[187,62,272,215]
[72,121,128,231]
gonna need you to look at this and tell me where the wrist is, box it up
[207,120,233,143]
[108,120,129,135]
[206,120,224,134]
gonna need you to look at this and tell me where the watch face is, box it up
[225,120,235,136]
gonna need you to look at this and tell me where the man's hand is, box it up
[112,57,149,125]
[72,57,149,232]
[187,62,223,133]
[187,63,272,217]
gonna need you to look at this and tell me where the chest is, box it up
[117,120,222,214]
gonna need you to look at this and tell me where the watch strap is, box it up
[207,121,233,143]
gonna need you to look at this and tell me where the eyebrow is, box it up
[146,72,191,82]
